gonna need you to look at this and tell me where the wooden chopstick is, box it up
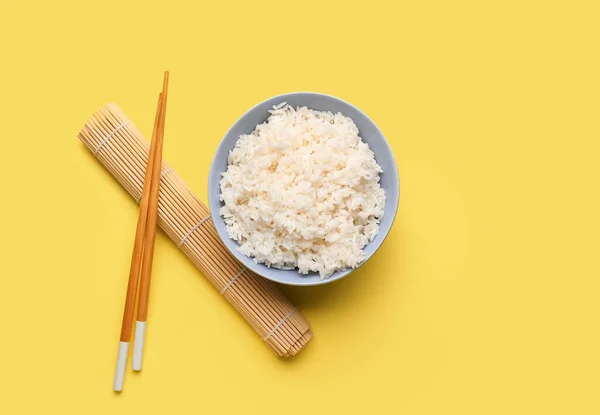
[113,72,169,391]
[132,71,170,372]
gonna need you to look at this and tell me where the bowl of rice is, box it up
[208,92,399,286]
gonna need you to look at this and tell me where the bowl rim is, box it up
[208,91,400,286]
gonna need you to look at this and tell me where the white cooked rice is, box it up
[219,103,385,278]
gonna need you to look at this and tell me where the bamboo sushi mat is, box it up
[79,103,312,357]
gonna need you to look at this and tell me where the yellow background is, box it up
[0,1,598,414]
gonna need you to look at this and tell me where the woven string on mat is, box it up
[78,103,312,357]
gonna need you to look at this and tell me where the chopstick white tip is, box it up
[113,341,129,392]
[132,321,146,371]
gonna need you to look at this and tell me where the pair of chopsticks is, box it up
[114,71,169,392]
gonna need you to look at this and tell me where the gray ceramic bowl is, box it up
[208,92,399,286]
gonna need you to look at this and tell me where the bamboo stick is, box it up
[113,93,163,392]
[133,72,170,371]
